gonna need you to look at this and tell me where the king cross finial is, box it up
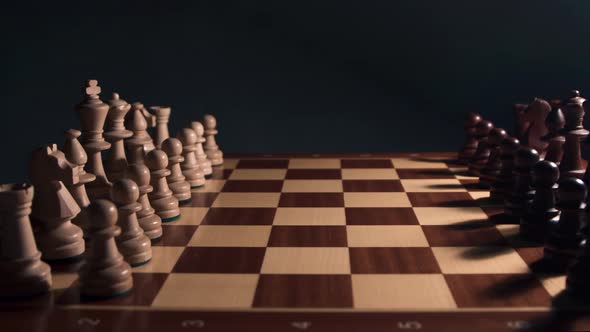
[85,79,101,96]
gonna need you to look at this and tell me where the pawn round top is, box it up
[475,120,494,137]
[161,138,183,157]
[146,149,169,170]
[177,128,198,146]
[125,164,151,186]
[532,160,559,186]
[111,179,140,206]
[464,113,481,127]
[87,199,118,228]
[557,177,587,207]
[203,114,217,129]
[500,137,520,154]
[191,121,205,137]
[488,128,507,146]
[514,147,540,168]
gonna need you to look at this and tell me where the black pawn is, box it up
[478,128,507,188]
[458,112,482,164]
[468,120,494,175]
[542,101,566,164]
[544,177,587,271]
[490,137,520,202]
[504,147,540,223]
[520,160,559,242]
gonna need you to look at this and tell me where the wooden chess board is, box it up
[2,153,590,332]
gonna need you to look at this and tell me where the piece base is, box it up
[161,215,181,223]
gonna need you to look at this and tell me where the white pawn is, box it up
[111,179,152,266]
[177,128,206,188]
[203,114,224,166]
[161,138,192,204]
[146,149,181,222]
[125,164,163,241]
[190,121,213,177]
[79,199,133,298]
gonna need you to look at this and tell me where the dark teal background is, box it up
[2,1,590,182]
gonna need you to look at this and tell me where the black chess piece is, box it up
[468,120,494,175]
[520,160,559,242]
[566,235,590,298]
[544,177,587,271]
[478,128,507,188]
[458,112,482,164]
[490,137,520,203]
[542,100,566,165]
[560,91,589,179]
[504,147,539,224]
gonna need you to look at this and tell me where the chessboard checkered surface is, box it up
[5,153,585,332]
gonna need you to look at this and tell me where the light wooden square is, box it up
[282,180,343,193]
[469,191,489,201]
[176,207,208,225]
[133,246,185,273]
[273,208,346,225]
[261,247,351,274]
[52,272,78,291]
[152,273,258,308]
[188,225,271,247]
[344,192,411,207]
[212,193,280,208]
[229,169,286,180]
[289,158,340,169]
[401,179,465,192]
[222,159,240,169]
[450,167,478,180]
[538,274,566,296]
[192,180,226,192]
[352,274,457,309]
[341,169,399,180]
[496,224,519,239]
[432,247,531,274]
[392,158,448,169]
[414,207,488,225]
[347,225,428,247]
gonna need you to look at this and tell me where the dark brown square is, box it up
[422,225,507,246]
[342,180,404,192]
[201,208,276,225]
[268,226,348,247]
[349,248,441,273]
[341,159,393,168]
[407,192,478,207]
[286,169,342,179]
[515,247,545,266]
[279,193,345,207]
[152,225,198,246]
[222,180,284,192]
[188,193,219,207]
[209,168,233,180]
[459,179,488,192]
[396,169,455,179]
[253,275,353,308]
[236,159,290,169]
[444,274,552,308]
[345,208,419,225]
[172,247,266,273]
[57,273,168,305]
